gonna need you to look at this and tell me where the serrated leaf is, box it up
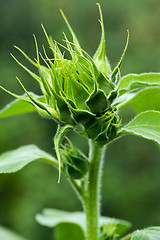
[121,111,160,144]
[117,87,160,113]
[0,94,45,118]
[0,225,29,240]
[118,73,160,95]
[0,145,58,173]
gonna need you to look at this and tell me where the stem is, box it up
[83,140,106,240]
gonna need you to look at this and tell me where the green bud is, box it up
[85,107,120,143]
[60,138,89,179]
[4,4,128,144]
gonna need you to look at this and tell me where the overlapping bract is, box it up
[6,4,122,143]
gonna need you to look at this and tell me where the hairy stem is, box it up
[83,139,106,240]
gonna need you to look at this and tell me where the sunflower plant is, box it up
[0,4,160,240]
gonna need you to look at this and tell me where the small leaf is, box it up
[118,73,160,95]
[0,225,29,240]
[0,145,58,173]
[121,111,160,144]
[0,94,45,118]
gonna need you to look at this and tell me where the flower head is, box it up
[5,4,129,144]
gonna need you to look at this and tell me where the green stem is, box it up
[83,139,106,240]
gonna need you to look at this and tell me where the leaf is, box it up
[0,145,58,173]
[131,227,160,240]
[121,111,160,144]
[0,94,45,118]
[117,87,160,113]
[36,208,131,240]
[122,227,160,240]
[54,223,85,240]
[118,73,160,95]
[0,225,29,240]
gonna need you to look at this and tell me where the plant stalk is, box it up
[83,139,106,240]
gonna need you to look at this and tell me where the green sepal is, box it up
[97,72,115,96]
[62,97,95,124]
[86,89,109,115]
[93,3,111,77]
[60,9,83,56]
[111,30,129,83]
[54,125,73,183]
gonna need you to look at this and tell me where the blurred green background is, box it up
[0,0,160,239]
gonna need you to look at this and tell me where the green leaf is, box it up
[121,111,160,144]
[0,225,29,240]
[36,208,131,239]
[118,73,160,95]
[0,94,45,118]
[131,227,160,240]
[0,145,58,173]
[117,87,160,113]
[54,223,85,240]
[122,227,160,240]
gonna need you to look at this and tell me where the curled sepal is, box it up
[60,138,89,179]
[54,125,73,183]
[93,3,111,77]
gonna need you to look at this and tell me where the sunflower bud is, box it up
[6,4,129,144]
[60,138,89,179]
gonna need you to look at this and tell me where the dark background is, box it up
[0,0,160,239]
